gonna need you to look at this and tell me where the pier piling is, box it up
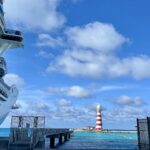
[50,137,55,148]
[46,129,73,149]
[64,134,68,141]
[59,135,63,144]
[68,133,71,139]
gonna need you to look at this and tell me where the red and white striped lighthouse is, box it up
[96,105,102,131]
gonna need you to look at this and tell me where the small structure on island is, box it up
[96,105,102,131]
[83,126,95,131]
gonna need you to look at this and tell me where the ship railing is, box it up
[0,63,6,69]
[0,60,7,73]
[0,80,10,99]
[0,90,8,100]
[0,12,5,33]
[5,29,22,36]
[0,57,6,65]
[0,79,10,90]
[1,29,23,42]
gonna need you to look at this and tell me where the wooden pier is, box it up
[0,128,73,150]
[46,129,73,148]
[0,137,9,150]
[0,116,74,150]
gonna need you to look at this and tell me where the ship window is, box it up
[0,88,8,98]
[0,5,4,15]
[0,16,4,26]
[0,97,6,101]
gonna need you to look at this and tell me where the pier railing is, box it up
[137,117,150,150]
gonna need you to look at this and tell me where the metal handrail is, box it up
[5,29,22,36]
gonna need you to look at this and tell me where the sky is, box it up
[1,0,150,129]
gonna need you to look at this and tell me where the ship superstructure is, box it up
[0,0,23,125]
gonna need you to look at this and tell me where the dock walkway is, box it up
[0,128,73,150]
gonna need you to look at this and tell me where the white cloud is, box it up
[47,87,63,93]
[113,95,145,107]
[98,85,127,92]
[46,22,150,79]
[3,73,25,88]
[47,84,128,99]
[4,0,65,31]
[4,95,96,126]
[37,34,64,48]
[104,108,148,123]
[123,107,146,115]
[65,22,128,53]
[47,49,110,78]
[1,90,149,128]
[66,86,91,98]
[38,50,54,59]
[48,85,91,98]
[56,99,72,107]
[53,99,96,122]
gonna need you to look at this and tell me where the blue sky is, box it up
[1,0,150,129]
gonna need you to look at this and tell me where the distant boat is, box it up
[0,0,23,125]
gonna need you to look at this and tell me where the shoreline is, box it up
[74,129,137,133]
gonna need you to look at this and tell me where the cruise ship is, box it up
[0,0,23,125]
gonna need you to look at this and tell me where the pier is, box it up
[137,117,150,150]
[0,116,74,150]
[8,128,73,150]
[46,129,73,148]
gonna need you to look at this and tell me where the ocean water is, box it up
[0,129,138,149]
[48,131,138,150]
[0,128,10,137]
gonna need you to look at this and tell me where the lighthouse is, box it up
[96,105,102,131]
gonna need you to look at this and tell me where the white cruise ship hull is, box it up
[0,0,23,125]
[0,85,18,125]
[0,39,23,55]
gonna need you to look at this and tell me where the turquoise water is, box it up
[0,129,138,149]
[0,128,10,137]
[51,131,138,149]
